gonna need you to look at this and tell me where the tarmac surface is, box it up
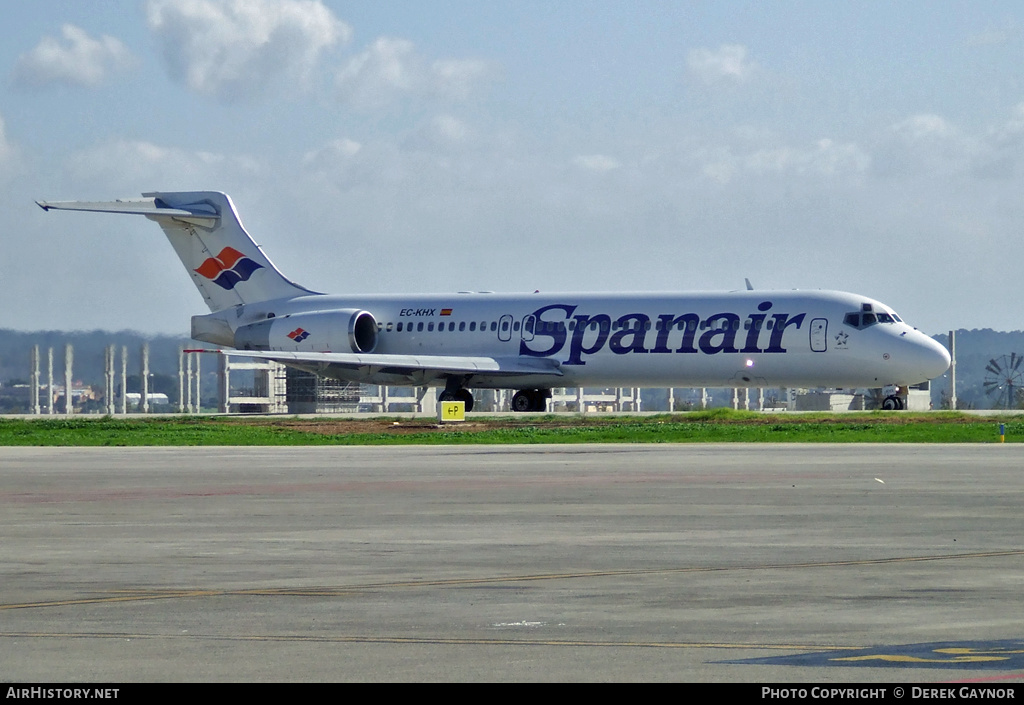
[3,443,1024,683]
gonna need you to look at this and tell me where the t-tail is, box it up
[37,191,318,312]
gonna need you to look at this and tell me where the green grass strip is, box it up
[0,411,1021,446]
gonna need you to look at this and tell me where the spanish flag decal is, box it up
[440,308,453,316]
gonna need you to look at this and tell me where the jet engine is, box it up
[234,309,378,353]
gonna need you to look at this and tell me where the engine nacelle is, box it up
[234,309,378,353]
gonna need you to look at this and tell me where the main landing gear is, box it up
[511,389,550,412]
[437,388,475,412]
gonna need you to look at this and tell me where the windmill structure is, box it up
[983,353,1024,409]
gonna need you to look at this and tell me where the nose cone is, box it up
[909,333,951,382]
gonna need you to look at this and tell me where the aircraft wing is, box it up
[190,349,563,379]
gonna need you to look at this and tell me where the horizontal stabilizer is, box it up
[38,191,316,311]
[37,198,219,225]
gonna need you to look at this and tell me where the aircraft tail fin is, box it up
[37,191,318,312]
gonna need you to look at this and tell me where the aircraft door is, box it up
[810,318,828,352]
[497,314,513,342]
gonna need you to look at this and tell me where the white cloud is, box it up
[0,115,13,162]
[302,137,362,170]
[970,103,1024,178]
[746,139,870,177]
[146,0,349,100]
[430,58,488,100]
[573,154,620,173]
[699,137,868,184]
[426,115,471,144]
[0,114,16,179]
[65,139,262,191]
[336,37,488,109]
[874,114,977,177]
[686,44,757,85]
[12,24,133,89]
[890,114,956,141]
[336,37,416,107]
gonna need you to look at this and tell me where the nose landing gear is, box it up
[880,384,910,410]
[881,395,904,410]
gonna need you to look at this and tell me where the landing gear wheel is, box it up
[439,389,474,412]
[511,390,533,412]
[511,389,549,412]
[882,395,904,411]
[455,388,475,413]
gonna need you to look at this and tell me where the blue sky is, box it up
[1,1,1023,335]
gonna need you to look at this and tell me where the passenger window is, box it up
[417,322,424,332]
[449,322,456,331]
[459,322,466,332]
[396,322,403,332]
[386,322,394,332]
[428,322,434,331]
[470,322,476,332]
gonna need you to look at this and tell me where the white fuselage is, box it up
[208,288,951,390]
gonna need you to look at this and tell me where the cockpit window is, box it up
[844,305,903,330]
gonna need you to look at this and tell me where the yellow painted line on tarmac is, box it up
[835,654,1010,664]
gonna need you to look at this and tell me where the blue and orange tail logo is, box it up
[288,328,310,342]
[194,247,263,290]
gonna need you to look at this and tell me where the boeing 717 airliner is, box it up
[38,191,950,412]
